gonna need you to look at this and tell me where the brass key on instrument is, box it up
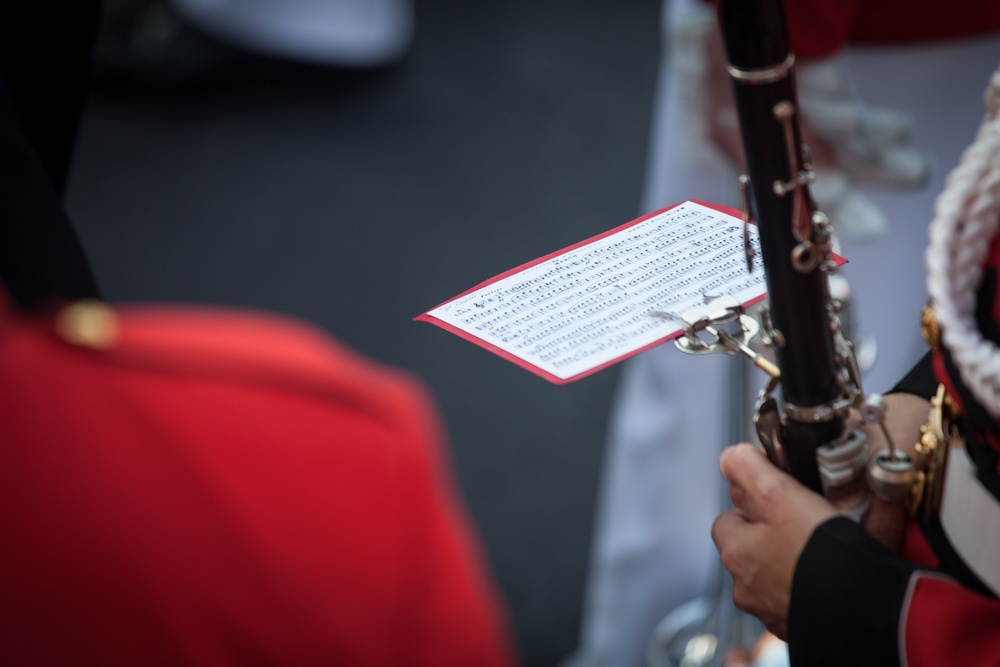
[710,325,781,379]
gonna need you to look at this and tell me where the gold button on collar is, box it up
[56,300,119,350]
[921,301,941,352]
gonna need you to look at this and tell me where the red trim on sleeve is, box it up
[901,521,940,568]
[904,575,1000,667]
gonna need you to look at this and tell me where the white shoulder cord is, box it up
[926,66,1000,418]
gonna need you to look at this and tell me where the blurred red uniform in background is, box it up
[0,3,517,665]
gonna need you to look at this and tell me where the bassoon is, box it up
[713,0,911,507]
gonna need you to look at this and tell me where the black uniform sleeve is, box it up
[890,350,937,400]
[787,517,920,667]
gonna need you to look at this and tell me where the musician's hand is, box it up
[711,443,837,640]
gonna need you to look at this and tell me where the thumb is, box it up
[719,443,790,521]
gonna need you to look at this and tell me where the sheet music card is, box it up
[417,201,769,383]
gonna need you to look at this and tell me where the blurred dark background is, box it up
[67,1,661,664]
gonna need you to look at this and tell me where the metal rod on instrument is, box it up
[710,326,781,379]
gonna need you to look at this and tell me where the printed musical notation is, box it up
[418,201,767,383]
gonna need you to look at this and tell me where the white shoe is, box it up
[797,56,931,189]
[797,57,914,148]
[172,0,414,67]
[834,140,932,190]
[811,167,889,244]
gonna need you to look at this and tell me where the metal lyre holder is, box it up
[708,0,918,512]
[646,339,780,667]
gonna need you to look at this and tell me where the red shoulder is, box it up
[1,298,439,440]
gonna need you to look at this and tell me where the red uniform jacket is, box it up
[0,294,517,666]
[784,0,1000,57]
[703,0,1000,57]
